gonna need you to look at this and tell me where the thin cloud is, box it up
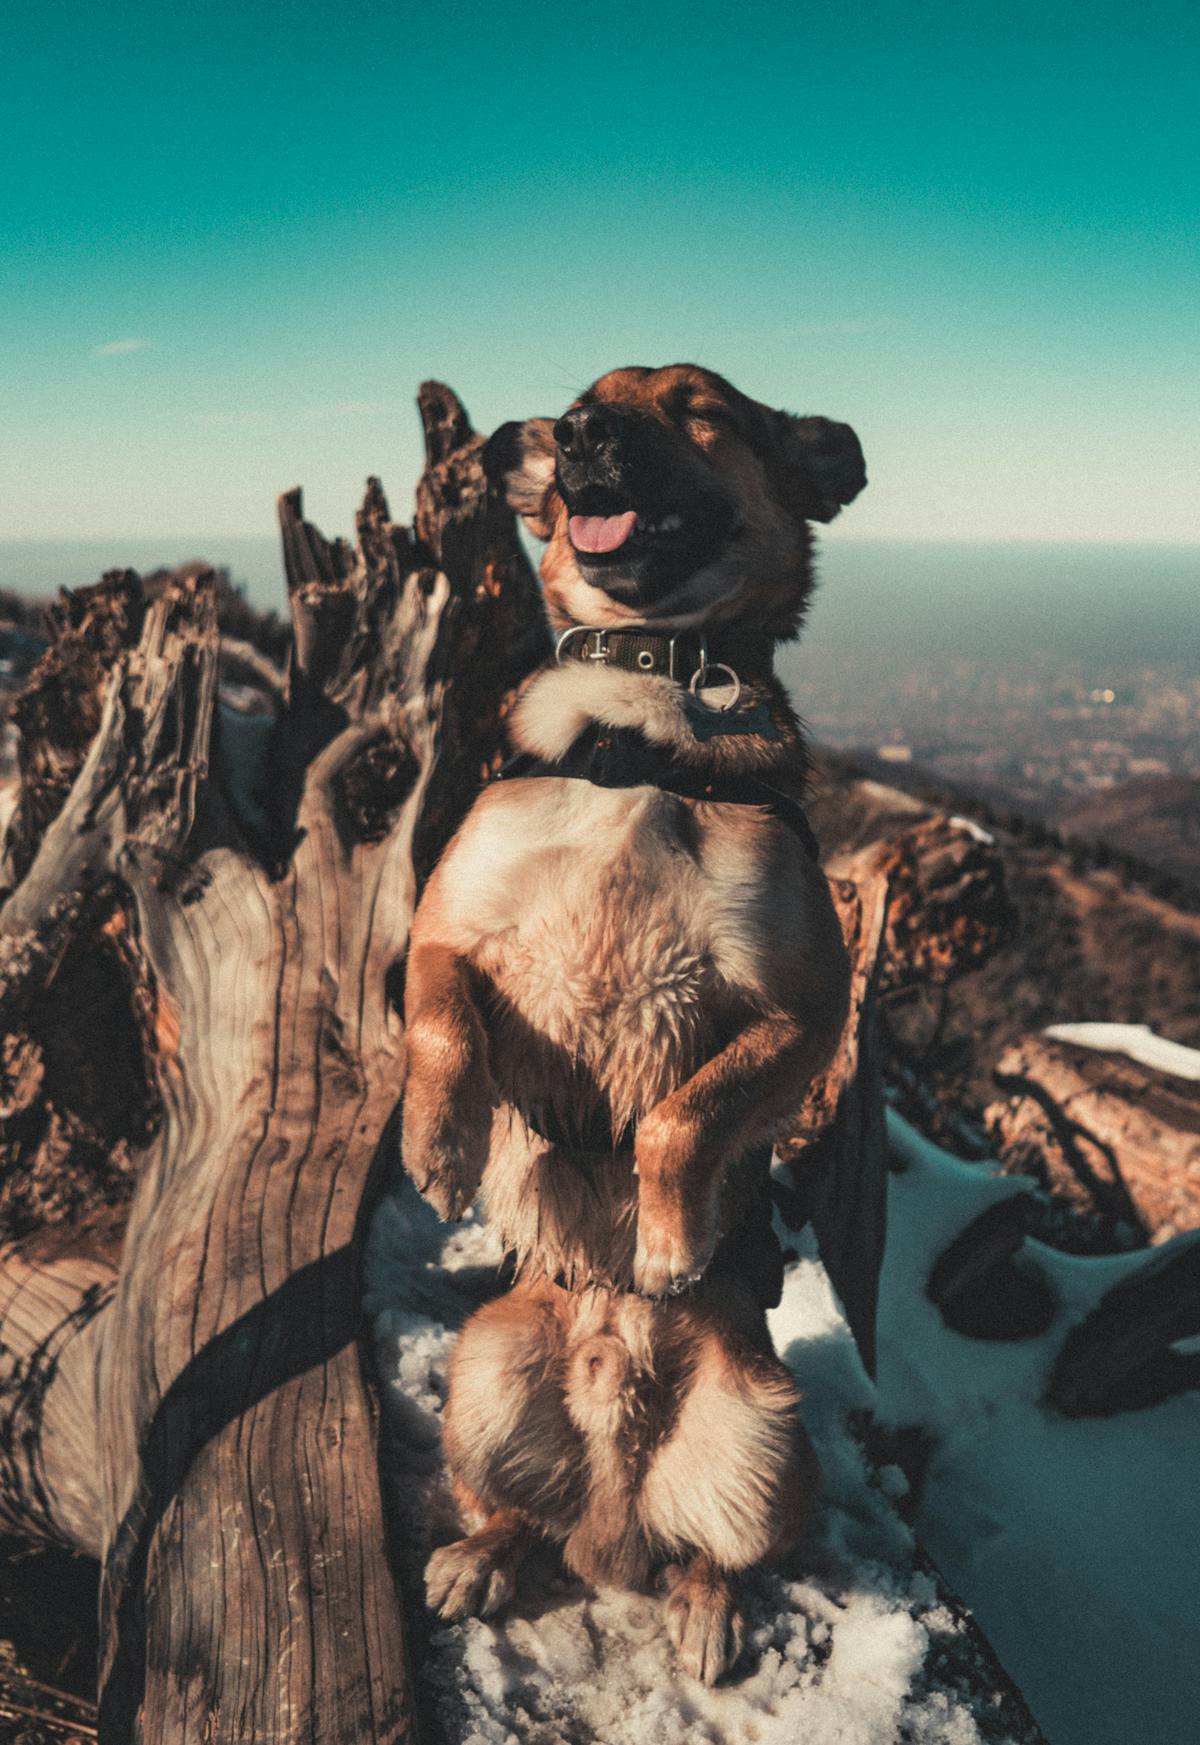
[92,337,152,357]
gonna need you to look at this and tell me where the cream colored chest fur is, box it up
[431,775,797,1120]
[408,665,836,1284]
[443,781,788,1074]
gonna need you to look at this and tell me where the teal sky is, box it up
[2,1,1197,546]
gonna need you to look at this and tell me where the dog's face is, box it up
[484,364,866,636]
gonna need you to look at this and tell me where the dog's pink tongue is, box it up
[569,510,637,553]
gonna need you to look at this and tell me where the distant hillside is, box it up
[1054,774,1200,892]
[809,748,1200,1130]
[830,745,1200,904]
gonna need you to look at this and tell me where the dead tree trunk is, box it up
[0,384,546,1743]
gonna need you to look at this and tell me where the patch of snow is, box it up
[1042,1021,1200,1082]
[949,815,995,845]
[366,1173,1020,1744]
[878,1109,1200,1745]
[0,779,18,839]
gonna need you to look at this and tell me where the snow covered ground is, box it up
[365,1096,1200,1745]
[877,1113,1200,1745]
[366,1176,1037,1745]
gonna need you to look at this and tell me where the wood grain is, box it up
[0,385,545,1743]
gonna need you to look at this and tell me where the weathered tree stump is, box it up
[0,384,546,1744]
[986,1033,1200,1243]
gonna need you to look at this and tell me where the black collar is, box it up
[555,625,707,683]
[492,723,820,862]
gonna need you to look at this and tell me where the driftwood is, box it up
[985,1034,1200,1243]
[978,1034,1200,1416]
[856,814,1014,996]
[0,384,546,1745]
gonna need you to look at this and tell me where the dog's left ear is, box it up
[483,417,558,539]
[771,413,867,523]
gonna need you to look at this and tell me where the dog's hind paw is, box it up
[664,1560,746,1686]
[425,1536,518,1622]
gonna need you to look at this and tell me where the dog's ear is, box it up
[771,413,867,523]
[483,418,558,539]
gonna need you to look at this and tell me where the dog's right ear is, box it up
[483,418,558,540]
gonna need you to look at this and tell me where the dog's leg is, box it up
[441,1283,587,1540]
[663,1554,746,1685]
[638,1317,817,1617]
[402,942,496,1220]
[425,1505,541,1621]
[633,1010,835,1296]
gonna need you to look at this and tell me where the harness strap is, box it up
[492,723,821,863]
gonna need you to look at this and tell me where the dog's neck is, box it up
[550,620,777,688]
[510,630,804,777]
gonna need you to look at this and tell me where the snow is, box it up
[948,815,996,845]
[878,1111,1200,1745]
[366,1173,1029,1745]
[1042,1020,1200,1082]
[367,1112,1200,1745]
[854,779,926,816]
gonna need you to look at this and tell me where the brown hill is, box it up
[809,749,1200,1135]
[1054,773,1200,892]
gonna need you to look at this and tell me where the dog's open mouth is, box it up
[565,489,686,561]
[568,509,637,554]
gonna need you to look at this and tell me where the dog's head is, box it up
[484,363,866,637]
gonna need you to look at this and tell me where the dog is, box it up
[400,363,865,1683]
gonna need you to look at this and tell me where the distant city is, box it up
[782,539,1200,887]
[793,650,1200,816]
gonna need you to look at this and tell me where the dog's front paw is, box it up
[406,1152,476,1224]
[425,1537,518,1622]
[632,1118,720,1296]
[400,1101,487,1223]
[632,1196,719,1297]
[402,1142,476,1222]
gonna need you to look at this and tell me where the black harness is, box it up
[492,723,820,863]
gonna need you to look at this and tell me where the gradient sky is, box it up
[1,1,1197,546]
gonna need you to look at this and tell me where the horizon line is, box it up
[2,532,1199,552]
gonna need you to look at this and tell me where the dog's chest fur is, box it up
[438,669,796,1116]
[427,661,814,1283]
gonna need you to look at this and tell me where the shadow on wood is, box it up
[0,384,548,1744]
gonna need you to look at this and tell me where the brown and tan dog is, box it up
[400,364,866,1682]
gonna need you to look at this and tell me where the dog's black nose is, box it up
[553,404,626,463]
